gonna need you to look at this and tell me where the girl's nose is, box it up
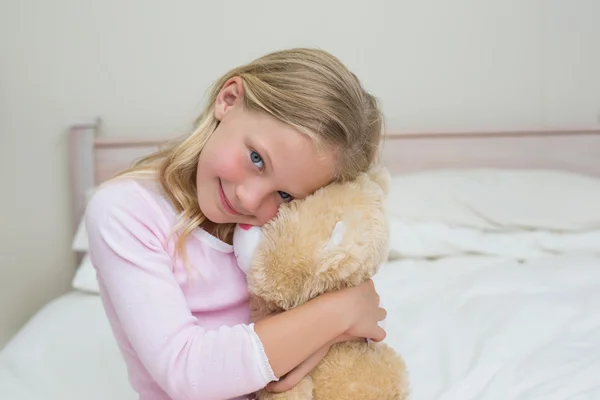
[236,181,269,215]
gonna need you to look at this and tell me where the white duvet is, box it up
[0,292,136,400]
[1,253,599,400]
[375,253,600,400]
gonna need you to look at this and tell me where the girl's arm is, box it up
[255,283,382,388]
[254,292,351,379]
[85,181,382,400]
[265,339,334,393]
[255,294,343,377]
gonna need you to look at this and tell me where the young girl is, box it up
[85,48,387,400]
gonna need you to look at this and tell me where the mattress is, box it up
[2,253,599,399]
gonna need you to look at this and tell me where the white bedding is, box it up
[0,292,136,400]
[2,254,599,400]
[374,253,600,399]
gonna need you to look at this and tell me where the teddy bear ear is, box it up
[366,164,391,195]
[316,220,353,277]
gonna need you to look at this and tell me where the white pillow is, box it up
[71,216,96,293]
[386,168,600,232]
[72,217,89,252]
[72,254,100,294]
[71,186,98,252]
[388,219,600,260]
[71,187,100,292]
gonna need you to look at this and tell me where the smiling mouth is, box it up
[218,179,242,216]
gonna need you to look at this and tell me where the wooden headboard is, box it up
[68,120,600,229]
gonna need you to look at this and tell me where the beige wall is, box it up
[1,0,599,347]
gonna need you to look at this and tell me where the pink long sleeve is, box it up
[85,179,276,400]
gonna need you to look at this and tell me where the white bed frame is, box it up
[68,119,600,232]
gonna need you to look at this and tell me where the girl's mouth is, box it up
[218,179,242,216]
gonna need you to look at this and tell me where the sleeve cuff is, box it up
[247,323,278,383]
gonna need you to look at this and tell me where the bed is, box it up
[1,121,600,399]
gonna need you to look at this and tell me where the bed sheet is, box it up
[0,291,136,400]
[2,254,599,400]
[374,252,600,400]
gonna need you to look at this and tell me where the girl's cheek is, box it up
[253,202,276,225]
[219,151,246,178]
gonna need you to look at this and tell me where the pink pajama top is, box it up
[85,178,277,400]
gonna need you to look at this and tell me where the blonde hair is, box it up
[114,48,384,261]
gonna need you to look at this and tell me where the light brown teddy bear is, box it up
[233,166,409,400]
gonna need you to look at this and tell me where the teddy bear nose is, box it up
[239,224,253,230]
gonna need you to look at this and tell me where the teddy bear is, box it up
[233,166,409,400]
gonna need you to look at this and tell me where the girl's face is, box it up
[196,77,336,227]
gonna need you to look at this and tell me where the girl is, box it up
[85,48,387,400]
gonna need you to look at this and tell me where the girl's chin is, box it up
[199,204,258,226]
[205,211,250,226]
[198,205,228,225]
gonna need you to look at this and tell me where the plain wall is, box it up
[1,0,599,347]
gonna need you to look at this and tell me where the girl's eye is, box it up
[279,191,293,202]
[250,150,264,169]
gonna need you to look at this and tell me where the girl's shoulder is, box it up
[88,177,158,208]
[85,178,177,231]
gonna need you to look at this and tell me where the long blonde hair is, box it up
[114,48,384,261]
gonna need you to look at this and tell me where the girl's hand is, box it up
[338,279,387,342]
[265,341,332,393]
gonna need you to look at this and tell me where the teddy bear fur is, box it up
[246,166,409,400]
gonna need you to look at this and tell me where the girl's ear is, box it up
[214,76,245,121]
